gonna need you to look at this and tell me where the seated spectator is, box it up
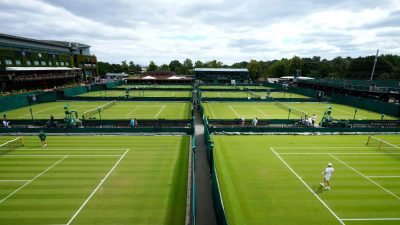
[252,118,258,126]
[2,119,11,128]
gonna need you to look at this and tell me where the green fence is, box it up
[191,123,197,225]
[331,94,400,117]
[0,91,57,112]
[63,86,88,97]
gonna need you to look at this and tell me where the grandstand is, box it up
[0,33,98,92]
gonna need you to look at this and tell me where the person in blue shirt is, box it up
[129,117,135,128]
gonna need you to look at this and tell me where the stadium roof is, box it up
[194,68,249,72]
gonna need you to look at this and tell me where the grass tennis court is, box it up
[79,90,192,98]
[3,101,191,120]
[213,135,400,225]
[200,85,271,90]
[203,102,398,120]
[118,85,192,89]
[0,135,189,225]
[201,91,310,99]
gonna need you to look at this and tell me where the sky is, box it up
[0,0,399,65]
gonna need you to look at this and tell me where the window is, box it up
[66,62,69,66]
[55,62,59,66]
[48,61,52,66]
[15,60,22,65]
[34,61,39,66]
[5,59,13,65]
[26,60,32,66]
[41,61,46,66]
[60,62,65,66]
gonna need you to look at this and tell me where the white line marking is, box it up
[367,176,400,178]
[0,180,31,182]
[342,218,400,221]
[270,148,345,225]
[228,105,241,117]
[0,156,67,204]
[329,154,400,200]
[0,155,123,157]
[66,148,130,225]
[126,106,140,116]
[253,106,268,116]
[278,153,400,155]
[1,148,126,151]
[154,105,166,118]
[18,105,61,118]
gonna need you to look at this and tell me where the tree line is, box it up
[98,55,400,80]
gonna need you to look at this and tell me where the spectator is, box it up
[129,117,135,128]
[2,119,10,128]
[252,118,258,126]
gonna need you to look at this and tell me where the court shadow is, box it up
[313,184,325,194]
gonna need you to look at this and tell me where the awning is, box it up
[167,76,184,80]
[6,67,81,71]
[142,76,156,79]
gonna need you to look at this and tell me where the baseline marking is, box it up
[0,154,123,157]
[0,156,67,204]
[367,176,400,178]
[329,154,400,200]
[154,105,166,118]
[278,153,400,155]
[66,148,130,225]
[270,148,345,225]
[0,180,30,182]
[342,218,400,221]
[228,105,241,117]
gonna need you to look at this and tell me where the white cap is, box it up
[327,163,332,167]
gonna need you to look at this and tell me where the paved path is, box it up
[194,90,218,225]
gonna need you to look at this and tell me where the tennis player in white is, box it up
[320,163,334,190]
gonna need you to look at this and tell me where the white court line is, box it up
[0,156,67,204]
[18,105,61,118]
[367,176,400,178]
[1,148,126,151]
[228,105,241,117]
[126,106,140,116]
[154,105,166,118]
[329,154,400,200]
[279,153,400,155]
[253,106,268,116]
[0,154,123,157]
[342,218,400,221]
[0,180,30,182]
[66,148,130,225]
[270,148,345,225]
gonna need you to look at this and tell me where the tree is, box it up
[194,60,204,68]
[169,60,182,72]
[121,60,129,73]
[148,61,158,71]
[183,58,193,70]
[159,64,170,71]
[289,56,303,76]
[247,60,262,80]
[268,60,289,77]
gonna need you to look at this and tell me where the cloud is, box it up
[0,0,399,65]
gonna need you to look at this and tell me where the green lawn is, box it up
[213,135,400,225]
[80,90,192,98]
[200,85,271,90]
[3,101,191,120]
[0,135,189,225]
[201,91,310,99]
[118,85,192,89]
[203,102,398,120]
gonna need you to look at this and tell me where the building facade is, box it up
[0,33,97,92]
[194,68,249,84]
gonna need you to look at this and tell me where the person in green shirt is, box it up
[38,130,47,147]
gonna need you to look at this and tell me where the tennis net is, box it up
[366,136,400,153]
[0,137,24,155]
[82,101,116,119]
[274,101,307,118]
